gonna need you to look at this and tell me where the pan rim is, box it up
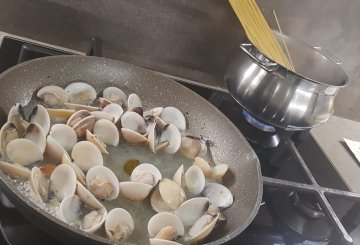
[0,55,263,245]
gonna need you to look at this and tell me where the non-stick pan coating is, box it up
[0,56,262,245]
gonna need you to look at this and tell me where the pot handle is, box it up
[313,47,342,65]
[240,44,278,72]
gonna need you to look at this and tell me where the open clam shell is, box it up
[127,93,142,109]
[172,165,184,188]
[0,122,19,156]
[102,103,124,123]
[62,153,86,186]
[47,108,75,121]
[93,119,119,146]
[91,111,115,122]
[24,122,47,154]
[71,141,103,172]
[179,136,207,159]
[76,181,103,209]
[86,166,119,200]
[144,107,163,118]
[120,181,153,201]
[29,105,51,134]
[85,130,109,155]
[194,157,228,180]
[0,161,30,180]
[37,85,68,107]
[67,110,91,127]
[148,212,184,239]
[105,208,134,240]
[130,163,162,186]
[65,82,96,105]
[7,103,28,136]
[45,135,69,164]
[29,166,50,202]
[50,164,77,201]
[6,138,43,165]
[121,111,146,134]
[186,213,219,243]
[160,107,186,132]
[202,183,233,209]
[82,208,107,233]
[72,115,96,139]
[103,87,127,106]
[49,124,78,152]
[184,165,205,195]
[64,102,99,112]
[158,124,181,154]
[174,197,209,227]
[121,128,147,144]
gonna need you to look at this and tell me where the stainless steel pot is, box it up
[224,31,349,130]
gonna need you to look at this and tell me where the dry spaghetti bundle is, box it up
[229,0,295,71]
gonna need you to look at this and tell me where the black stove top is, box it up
[0,35,360,245]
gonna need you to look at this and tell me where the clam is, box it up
[45,135,69,164]
[29,166,49,202]
[127,93,142,109]
[120,163,162,201]
[65,82,96,105]
[160,107,186,131]
[6,138,43,165]
[24,122,47,153]
[121,128,147,144]
[207,204,225,221]
[144,107,163,118]
[40,163,57,178]
[172,165,184,188]
[174,197,209,227]
[98,97,113,109]
[103,87,127,106]
[0,122,19,156]
[186,213,219,243]
[72,115,96,139]
[50,164,77,201]
[158,124,181,154]
[86,166,119,200]
[148,213,184,241]
[179,136,207,159]
[194,157,228,180]
[184,165,205,195]
[151,179,186,213]
[76,181,103,209]
[29,105,51,134]
[66,110,91,127]
[86,130,109,154]
[0,161,30,180]
[7,103,28,136]
[93,119,119,146]
[202,183,233,209]
[62,154,86,186]
[105,208,134,240]
[64,102,99,112]
[121,111,146,134]
[47,108,75,121]
[82,208,107,233]
[102,103,124,123]
[49,124,77,152]
[71,141,103,171]
[37,85,68,107]
[91,111,115,122]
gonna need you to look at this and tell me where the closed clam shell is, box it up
[174,197,209,227]
[105,208,134,240]
[103,87,127,106]
[24,122,47,153]
[45,135,69,164]
[102,103,124,123]
[49,124,77,152]
[158,124,181,154]
[86,166,119,200]
[50,164,77,201]
[71,141,103,171]
[185,165,205,195]
[120,181,153,201]
[131,163,162,186]
[121,111,146,134]
[202,183,233,209]
[160,107,186,131]
[65,82,96,105]
[37,85,68,107]
[93,119,119,146]
[0,122,19,156]
[147,212,184,238]
[187,214,219,243]
[127,93,142,109]
[29,105,51,134]
[0,161,30,180]
[6,138,43,165]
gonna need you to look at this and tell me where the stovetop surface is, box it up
[0,35,359,245]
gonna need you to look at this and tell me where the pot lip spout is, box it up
[239,31,349,88]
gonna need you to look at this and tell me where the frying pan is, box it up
[0,56,262,244]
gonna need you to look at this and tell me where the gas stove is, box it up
[0,33,360,245]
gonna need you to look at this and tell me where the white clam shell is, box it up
[24,122,47,154]
[105,208,134,240]
[91,111,115,122]
[65,82,96,105]
[150,187,173,213]
[194,157,212,178]
[121,111,146,134]
[131,163,162,186]
[82,208,107,233]
[144,107,164,118]
[174,197,209,227]
[49,124,77,152]
[187,214,219,243]
[160,107,186,131]
[121,128,147,144]
[0,161,30,180]
[147,122,157,153]
[86,166,119,200]
[103,87,127,106]
[62,153,86,186]
[47,108,75,121]
[72,115,96,139]
[102,103,124,123]
[202,183,233,209]
[67,110,91,127]
[37,85,68,107]
[50,164,77,201]
[6,138,43,165]
[29,166,49,202]
[76,181,103,209]
[93,119,119,146]
[179,137,201,159]
[64,102,99,112]
[159,178,186,210]
[29,105,50,134]
[185,165,205,195]
[127,93,142,109]
[210,164,229,180]
[45,135,70,164]
[85,130,109,155]
[59,194,81,224]
[0,122,19,156]
[71,141,103,171]
[159,124,181,154]
[149,239,182,245]
[7,103,25,123]
[172,165,184,188]
[148,212,184,238]
[120,181,153,201]
[98,97,113,109]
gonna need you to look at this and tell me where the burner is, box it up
[242,110,276,133]
[270,190,332,242]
